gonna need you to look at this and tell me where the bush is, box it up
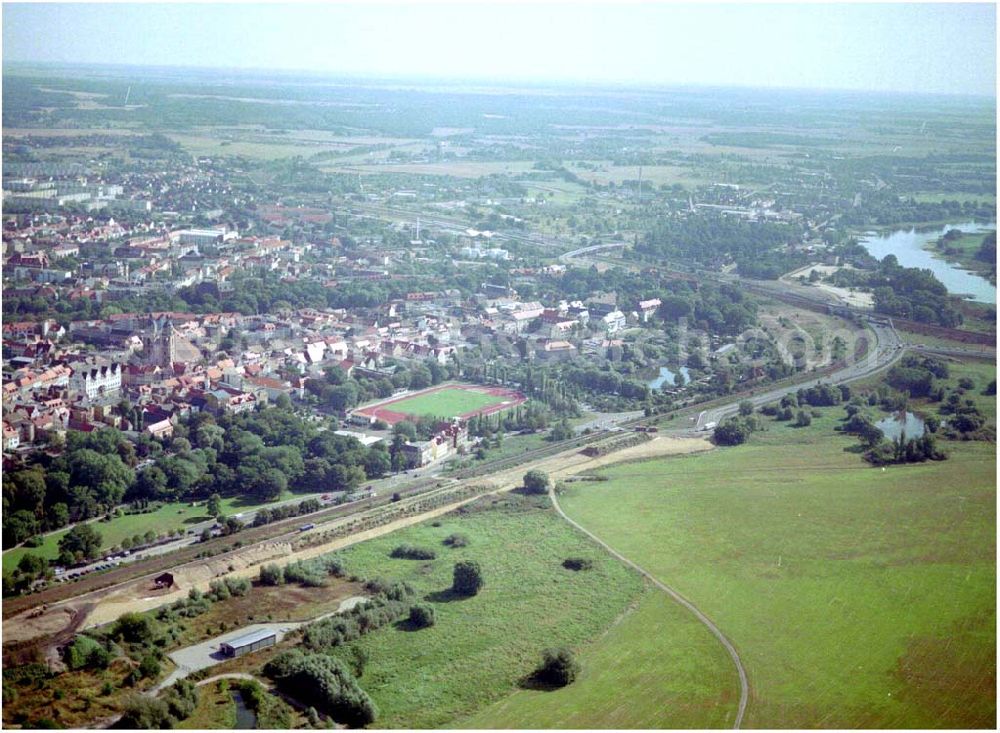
[259,564,285,586]
[533,647,580,687]
[794,410,812,427]
[164,679,198,722]
[442,533,470,548]
[110,612,156,645]
[63,635,110,671]
[115,696,173,728]
[139,654,161,679]
[408,604,435,629]
[452,560,484,596]
[224,577,250,596]
[284,559,329,587]
[562,557,593,571]
[303,584,414,650]
[264,649,377,727]
[389,544,436,560]
[522,470,550,494]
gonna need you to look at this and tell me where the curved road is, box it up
[548,485,750,729]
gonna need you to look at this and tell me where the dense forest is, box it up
[635,213,805,278]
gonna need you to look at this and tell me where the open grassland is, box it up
[2,491,320,573]
[925,230,996,284]
[557,412,996,728]
[566,160,712,189]
[167,133,346,161]
[382,386,509,420]
[518,179,590,205]
[313,497,657,728]
[463,588,738,728]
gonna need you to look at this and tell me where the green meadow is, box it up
[317,497,659,728]
[552,414,995,728]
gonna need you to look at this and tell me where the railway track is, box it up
[0,297,919,622]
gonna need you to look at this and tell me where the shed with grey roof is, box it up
[219,628,277,658]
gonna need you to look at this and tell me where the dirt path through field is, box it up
[546,468,749,730]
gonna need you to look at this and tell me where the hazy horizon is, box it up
[3,2,996,97]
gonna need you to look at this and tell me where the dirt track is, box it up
[547,481,749,729]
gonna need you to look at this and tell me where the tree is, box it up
[522,470,550,495]
[549,419,574,442]
[59,522,103,562]
[48,502,70,530]
[408,604,435,629]
[795,410,812,427]
[206,493,222,517]
[713,418,752,446]
[363,448,391,479]
[738,400,754,417]
[533,647,580,687]
[393,421,418,442]
[452,560,484,596]
[111,612,156,644]
[132,466,167,500]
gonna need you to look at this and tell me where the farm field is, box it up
[557,415,996,728]
[2,491,321,574]
[463,588,739,728]
[321,160,538,178]
[306,496,671,728]
[565,161,712,189]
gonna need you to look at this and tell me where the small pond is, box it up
[232,689,257,729]
[875,411,926,441]
[649,365,691,390]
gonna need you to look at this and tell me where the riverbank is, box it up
[924,229,996,286]
[856,222,996,305]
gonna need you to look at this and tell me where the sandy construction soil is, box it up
[782,263,875,309]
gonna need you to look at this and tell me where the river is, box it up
[857,222,996,304]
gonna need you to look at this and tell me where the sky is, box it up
[2,2,996,96]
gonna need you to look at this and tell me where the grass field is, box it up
[554,409,996,727]
[307,496,670,728]
[2,491,320,574]
[376,386,509,420]
[924,230,996,284]
[463,588,739,728]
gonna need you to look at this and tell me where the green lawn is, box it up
[555,418,996,728]
[385,386,509,420]
[2,491,319,574]
[312,497,655,728]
